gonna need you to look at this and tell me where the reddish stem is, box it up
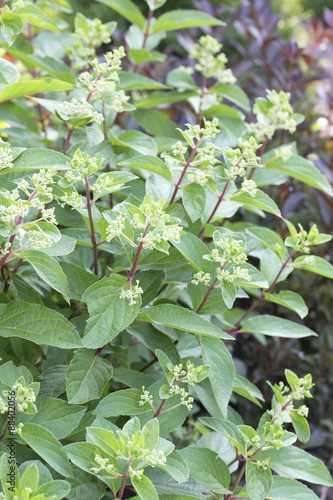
[85,176,99,275]
[128,224,150,285]
[230,249,296,332]
[169,138,203,205]
[198,179,231,237]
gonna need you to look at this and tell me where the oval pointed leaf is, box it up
[241,315,317,338]
[82,275,141,348]
[0,301,82,348]
[151,10,225,33]
[66,349,113,404]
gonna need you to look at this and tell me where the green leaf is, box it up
[131,109,179,138]
[112,130,157,156]
[214,83,250,111]
[127,322,179,364]
[26,397,86,439]
[151,10,224,33]
[246,459,272,500]
[95,0,145,28]
[265,154,333,196]
[0,58,19,84]
[179,447,231,494]
[142,418,160,450]
[221,280,237,309]
[246,226,285,259]
[16,5,59,32]
[264,291,308,319]
[0,78,74,102]
[289,411,310,443]
[59,263,98,300]
[172,231,212,273]
[230,190,282,217]
[0,13,23,46]
[257,446,333,487]
[156,349,174,385]
[35,480,71,500]
[129,48,166,65]
[131,474,158,500]
[267,476,320,500]
[201,337,235,418]
[64,442,117,487]
[20,423,72,477]
[66,349,113,404]
[137,304,233,340]
[233,374,264,407]
[86,427,124,457]
[0,301,82,348]
[292,255,333,279]
[241,315,317,338]
[118,155,172,181]
[82,275,141,348]
[160,450,189,483]
[20,250,70,301]
[8,148,68,173]
[134,90,197,108]
[93,388,151,417]
[0,454,19,498]
[182,183,206,222]
[118,71,169,90]
[199,417,245,455]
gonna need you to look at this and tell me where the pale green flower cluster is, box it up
[0,139,14,170]
[78,49,129,111]
[216,266,251,283]
[65,149,103,182]
[59,192,83,210]
[1,381,37,414]
[241,178,257,197]
[190,34,236,83]
[247,89,297,141]
[58,98,103,125]
[106,213,127,241]
[169,385,194,410]
[224,137,261,180]
[91,455,115,474]
[215,235,248,265]
[187,165,214,186]
[191,271,211,285]
[120,280,143,306]
[72,17,112,62]
[139,386,154,409]
[278,144,293,161]
[0,169,58,251]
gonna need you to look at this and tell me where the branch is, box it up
[85,176,99,275]
[169,138,203,205]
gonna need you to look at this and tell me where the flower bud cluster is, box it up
[189,35,236,83]
[247,90,297,141]
[72,17,112,63]
[78,49,129,111]
[191,271,211,286]
[139,386,154,409]
[215,235,248,265]
[187,165,214,186]
[105,213,127,241]
[146,449,167,467]
[169,385,194,410]
[241,179,257,197]
[64,149,103,184]
[120,280,143,306]
[91,455,115,475]
[223,137,261,180]
[254,459,270,471]
[0,139,14,170]
[216,266,251,283]
[59,98,103,125]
